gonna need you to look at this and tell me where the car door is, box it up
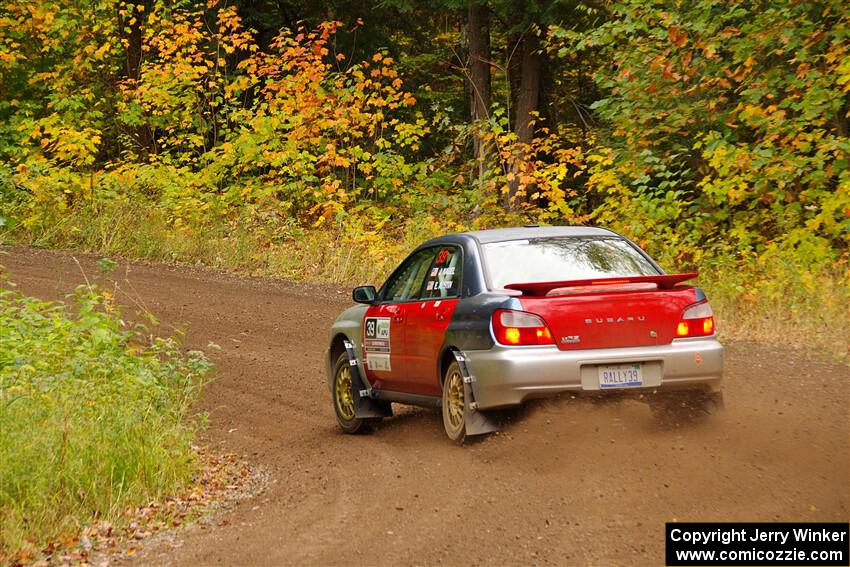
[402,245,463,396]
[362,247,437,392]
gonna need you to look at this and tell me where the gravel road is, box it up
[4,246,848,566]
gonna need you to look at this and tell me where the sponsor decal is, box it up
[364,317,391,372]
[366,353,391,372]
[365,317,390,340]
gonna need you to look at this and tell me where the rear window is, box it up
[482,237,659,290]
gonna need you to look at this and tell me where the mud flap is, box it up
[451,350,500,436]
[344,340,393,419]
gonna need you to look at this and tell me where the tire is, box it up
[441,360,467,443]
[649,390,725,423]
[331,352,374,434]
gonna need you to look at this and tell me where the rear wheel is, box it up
[332,352,373,434]
[441,361,467,443]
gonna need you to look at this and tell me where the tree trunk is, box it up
[514,31,542,146]
[506,32,523,131]
[119,0,154,156]
[505,30,543,210]
[120,2,146,80]
[467,1,491,187]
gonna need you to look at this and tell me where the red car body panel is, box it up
[362,303,405,391]
[518,286,700,350]
[402,298,459,396]
[363,299,459,396]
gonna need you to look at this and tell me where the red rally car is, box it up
[325,226,724,442]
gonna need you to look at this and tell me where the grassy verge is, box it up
[0,278,211,562]
[702,262,849,359]
[7,200,443,285]
[3,200,848,359]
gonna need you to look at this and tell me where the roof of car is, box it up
[450,225,619,244]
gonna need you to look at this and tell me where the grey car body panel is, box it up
[436,293,522,391]
[325,225,724,411]
[441,293,519,351]
[325,303,370,392]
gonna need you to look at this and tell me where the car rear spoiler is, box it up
[504,272,699,297]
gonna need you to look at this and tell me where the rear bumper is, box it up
[464,337,723,409]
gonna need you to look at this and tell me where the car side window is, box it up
[421,246,461,299]
[383,248,438,302]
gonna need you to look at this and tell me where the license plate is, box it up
[598,363,643,389]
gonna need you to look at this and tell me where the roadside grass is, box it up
[0,277,211,561]
[701,262,849,360]
[10,201,439,285]
[3,201,848,360]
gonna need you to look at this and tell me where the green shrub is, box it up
[0,282,211,557]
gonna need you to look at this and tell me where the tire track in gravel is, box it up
[3,246,848,566]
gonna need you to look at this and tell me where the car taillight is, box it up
[492,309,554,346]
[676,301,715,337]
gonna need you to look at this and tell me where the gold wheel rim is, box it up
[335,364,356,421]
[446,370,464,431]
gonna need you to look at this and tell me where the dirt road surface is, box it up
[3,246,848,566]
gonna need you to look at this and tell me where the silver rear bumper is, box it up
[464,337,723,409]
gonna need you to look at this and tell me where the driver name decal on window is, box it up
[424,250,459,298]
[426,270,454,291]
